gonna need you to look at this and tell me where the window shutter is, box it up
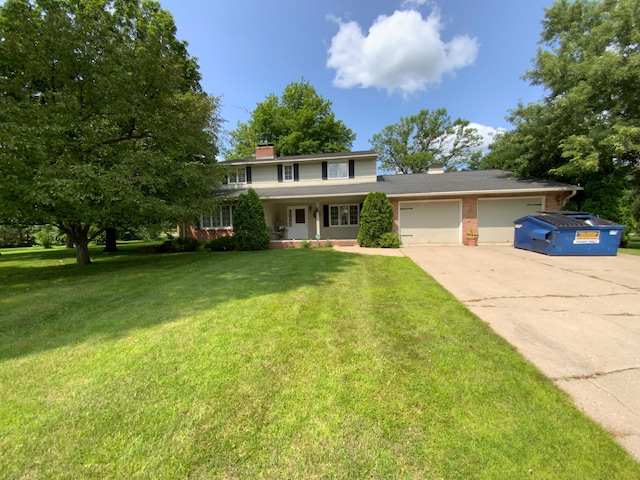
[246,166,252,184]
[277,164,283,182]
[349,159,355,179]
[322,162,328,180]
[293,163,299,182]
[323,204,329,227]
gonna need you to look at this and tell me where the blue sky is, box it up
[159,0,555,156]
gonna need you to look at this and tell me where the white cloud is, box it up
[469,123,506,152]
[401,0,430,8]
[327,8,478,97]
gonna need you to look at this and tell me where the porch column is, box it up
[315,202,321,239]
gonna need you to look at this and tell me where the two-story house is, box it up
[181,144,580,247]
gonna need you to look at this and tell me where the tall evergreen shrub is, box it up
[233,188,270,250]
[357,191,394,247]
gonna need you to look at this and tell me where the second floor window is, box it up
[227,168,246,184]
[328,162,348,179]
[283,164,294,182]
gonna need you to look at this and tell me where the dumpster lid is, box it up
[524,211,622,228]
[528,213,588,228]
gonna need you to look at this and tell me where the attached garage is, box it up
[399,200,461,244]
[477,196,545,243]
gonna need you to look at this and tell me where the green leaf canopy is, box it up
[482,0,640,230]
[0,0,223,264]
[226,79,355,158]
[370,108,482,174]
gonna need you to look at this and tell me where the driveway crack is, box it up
[466,292,633,303]
[554,366,640,381]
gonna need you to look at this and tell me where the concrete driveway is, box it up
[401,245,640,462]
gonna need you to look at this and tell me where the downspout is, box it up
[562,189,578,208]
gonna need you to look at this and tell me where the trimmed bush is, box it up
[378,232,401,248]
[163,237,201,253]
[233,188,270,251]
[205,236,236,252]
[357,192,394,247]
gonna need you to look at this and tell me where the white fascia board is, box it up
[258,192,371,201]
[386,186,582,198]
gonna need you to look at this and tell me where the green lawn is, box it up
[1,245,639,479]
[620,234,640,256]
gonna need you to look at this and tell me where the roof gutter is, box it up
[386,186,582,199]
[256,192,372,200]
[221,186,583,201]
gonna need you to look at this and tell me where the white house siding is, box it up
[354,158,377,178]
[249,164,275,184]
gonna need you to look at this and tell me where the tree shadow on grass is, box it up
[0,247,357,360]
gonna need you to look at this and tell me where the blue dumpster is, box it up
[514,212,624,256]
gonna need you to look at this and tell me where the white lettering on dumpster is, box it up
[574,230,600,244]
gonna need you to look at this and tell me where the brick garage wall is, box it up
[391,200,400,233]
[545,192,569,211]
[462,197,478,239]
[180,225,233,242]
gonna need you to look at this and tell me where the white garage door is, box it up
[399,200,461,244]
[478,197,545,243]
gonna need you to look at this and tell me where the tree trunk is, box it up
[65,235,75,249]
[63,222,92,266]
[75,238,92,265]
[103,227,118,252]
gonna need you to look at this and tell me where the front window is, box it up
[226,168,246,184]
[330,204,359,226]
[328,162,348,179]
[283,164,294,182]
[200,205,234,229]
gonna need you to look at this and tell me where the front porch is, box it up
[263,197,365,243]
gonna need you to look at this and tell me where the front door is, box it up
[286,206,308,239]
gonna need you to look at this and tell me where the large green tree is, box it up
[370,108,482,174]
[226,79,355,158]
[483,0,640,229]
[0,0,222,265]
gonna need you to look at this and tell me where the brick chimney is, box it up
[255,143,275,159]
[427,164,445,174]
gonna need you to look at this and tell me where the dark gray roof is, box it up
[376,169,578,196]
[220,170,580,200]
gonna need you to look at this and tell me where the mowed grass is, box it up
[1,246,639,479]
[620,234,640,256]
